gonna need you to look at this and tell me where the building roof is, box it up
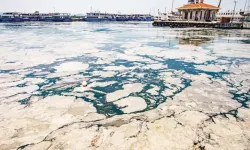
[178,3,219,10]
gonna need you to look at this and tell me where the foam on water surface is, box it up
[1,23,250,150]
[114,97,147,113]
[54,62,89,72]
[0,22,249,116]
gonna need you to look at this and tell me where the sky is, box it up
[0,0,247,14]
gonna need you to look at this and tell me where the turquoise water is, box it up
[0,22,249,116]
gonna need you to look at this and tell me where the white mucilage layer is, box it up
[0,23,249,150]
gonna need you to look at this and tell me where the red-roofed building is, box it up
[177,0,219,22]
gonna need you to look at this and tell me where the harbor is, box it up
[0,0,250,150]
[1,0,250,30]
[0,20,250,150]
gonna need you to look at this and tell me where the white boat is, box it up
[216,11,244,23]
[155,12,182,21]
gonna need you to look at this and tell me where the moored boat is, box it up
[85,11,154,22]
[85,12,110,22]
[216,11,244,23]
[116,15,129,21]
[21,12,42,21]
[52,13,72,22]
[155,12,182,21]
[0,12,24,22]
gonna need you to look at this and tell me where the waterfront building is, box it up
[177,0,219,22]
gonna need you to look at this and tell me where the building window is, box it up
[190,11,193,19]
[200,11,202,20]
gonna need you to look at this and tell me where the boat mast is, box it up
[242,0,247,27]
[242,0,249,28]
[248,0,250,21]
[244,0,248,11]
[171,0,174,13]
[231,0,237,23]
[218,0,222,8]
[248,0,250,12]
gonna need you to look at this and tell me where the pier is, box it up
[153,20,216,28]
[152,21,246,29]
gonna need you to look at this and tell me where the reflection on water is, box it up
[0,22,249,116]
[177,29,214,46]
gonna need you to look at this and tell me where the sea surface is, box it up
[0,22,249,116]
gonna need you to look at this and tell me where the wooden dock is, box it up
[153,21,216,28]
[152,21,246,29]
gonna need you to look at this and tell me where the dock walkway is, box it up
[153,21,246,29]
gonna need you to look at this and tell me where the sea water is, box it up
[0,22,249,116]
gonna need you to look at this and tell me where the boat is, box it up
[239,11,250,22]
[216,11,244,23]
[116,14,129,21]
[141,15,155,21]
[84,12,110,22]
[0,12,24,22]
[155,12,182,21]
[42,14,54,22]
[52,13,72,22]
[21,13,38,21]
[85,11,154,22]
